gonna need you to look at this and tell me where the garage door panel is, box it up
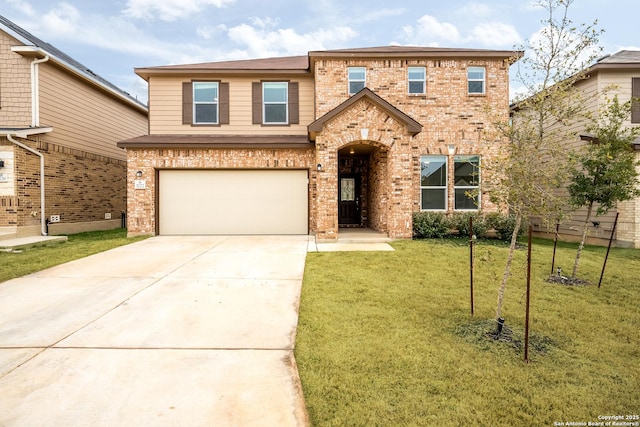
[159,170,308,235]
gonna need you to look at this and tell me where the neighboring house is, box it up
[0,15,148,238]
[528,50,640,248]
[119,46,520,239]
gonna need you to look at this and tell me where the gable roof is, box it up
[586,50,640,74]
[308,87,422,140]
[0,14,147,113]
[135,45,523,79]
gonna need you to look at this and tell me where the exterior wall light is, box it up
[316,164,322,172]
[136,170,143,177]
[448,144,456,155]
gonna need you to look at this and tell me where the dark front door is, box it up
[339,175,360,225]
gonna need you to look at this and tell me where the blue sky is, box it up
[2,0,638,104]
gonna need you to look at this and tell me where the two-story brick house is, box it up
[119,46,520,239]
[0,15,148,238]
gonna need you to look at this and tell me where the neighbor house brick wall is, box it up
[124,147,316,236]
[312,58,510,238]
[1,135,126,234]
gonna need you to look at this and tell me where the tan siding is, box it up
[0,31,32,126]
[148,76,314,135]
[39,63,148,161]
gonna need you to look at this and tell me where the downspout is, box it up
[6,134,47,236]
[31,55,50,127]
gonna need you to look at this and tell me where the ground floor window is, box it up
[420,155,480,211]
[454,155,480,210]
[420,155,447,210]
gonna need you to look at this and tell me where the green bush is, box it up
[485,212,522,242]
[412,212,450,239]
[448,212,489,238]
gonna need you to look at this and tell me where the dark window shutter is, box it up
[289,82,299,124]
[219,82,229,125]
[252,82,262,124]
[632,78,640,124]
[182,82,193,124]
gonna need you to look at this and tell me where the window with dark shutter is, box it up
[632,78,640,124]
[289,82,299,124]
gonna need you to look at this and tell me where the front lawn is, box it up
[0,229,148,283]
[296,238,640,426]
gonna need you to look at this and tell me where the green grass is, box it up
[0,229,148,283]
[296,237,640,426]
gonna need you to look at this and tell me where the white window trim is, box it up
[420,155,448,211]
[348,67,366,95]
[263,82,289,125]
[193,81,219,125]
[468,66,486,95]
[454,155,481,211]
[408,66,426,95]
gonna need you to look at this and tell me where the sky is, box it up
[2,0,639,104]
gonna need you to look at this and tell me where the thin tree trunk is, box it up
[572,201,594,278]
[495,213,522,321]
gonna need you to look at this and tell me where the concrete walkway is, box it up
[0,235,310,426]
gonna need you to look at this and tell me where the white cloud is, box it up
[123,0,235,22]
[41,2,81,37]
[227,22,358,58]
[470,22,522,47]
[6,0,36,17]
[402,14,522,48]
[408,15,462,43]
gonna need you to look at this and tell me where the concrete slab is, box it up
[310,242,395,252]
[0,349,42,377]
[0,348,306,427]
[0,235,67,250]
[0,236,309,426]
[58,278,301,350]
[0,277,156,346]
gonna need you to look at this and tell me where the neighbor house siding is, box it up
[148,76,314,135]
[0,31,31,125]
[39,64,148,161]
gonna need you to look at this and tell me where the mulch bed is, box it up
[545,274,592,286]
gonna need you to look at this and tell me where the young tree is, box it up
[568,94,640,278]
[486,0,603,323]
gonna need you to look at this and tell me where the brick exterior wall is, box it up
[124,147,316,236]
[0,136,126,236]
[312,58,510,239]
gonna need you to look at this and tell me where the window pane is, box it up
[349,81,365,94]
[348,67,366,80]
[263,83,287,102]
[469,81,484,94]
[421,189,446,210]
[421,156,447,186]
[467,67,485,80]
[195,104,217,123]
[194,82,217,102]
[454,156,480,186]
[455,189,478,210]
[408,67,425,80]
[264,104,287,123]
[409,81,425,94]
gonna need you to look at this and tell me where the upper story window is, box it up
[468,66,486,95]
[263,82,288,124]
[193,82,218,124]
[454,155,480,210]
[420,156,448,211]
[408,67,426,94]
[348,67,366,95]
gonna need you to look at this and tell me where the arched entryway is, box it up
[337,141,388,233]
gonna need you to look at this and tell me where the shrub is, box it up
[485,213,522,242]
[449,212,490,238]
[412,212,450,239]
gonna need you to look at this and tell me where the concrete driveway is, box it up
[0,235,310,426]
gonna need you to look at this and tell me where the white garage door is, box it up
[158,169,308,235]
